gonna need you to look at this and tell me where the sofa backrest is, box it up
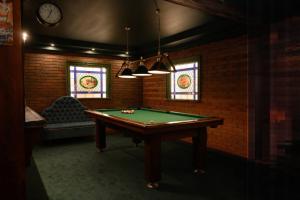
[41,96,91,124]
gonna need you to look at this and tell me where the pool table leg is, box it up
[193,127,207,174]
[144,136,161,189]
[95,120,106,152]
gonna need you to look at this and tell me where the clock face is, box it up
[37,3,62,26]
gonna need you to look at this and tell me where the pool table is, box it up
[85,108,223,188]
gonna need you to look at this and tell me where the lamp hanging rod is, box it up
[115,26,131,77]
[125,26,130,61]
[156,8,161,56]
[152,0,159,10]
[126,53,176,72]
[153,0,161,56]
[117,0,176,73]
[127,54,163,64]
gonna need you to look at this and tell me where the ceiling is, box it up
[22,0,248,57]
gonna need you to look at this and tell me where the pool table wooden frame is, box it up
[85,108,223,188]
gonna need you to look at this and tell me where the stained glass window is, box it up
[68,63,110,99]
[169,58,199,100]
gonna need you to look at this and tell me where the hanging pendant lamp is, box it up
[132,57,152,77]
[117,27,136,79]
[148,56,170,74]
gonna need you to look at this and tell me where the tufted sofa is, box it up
[41,96,95,141]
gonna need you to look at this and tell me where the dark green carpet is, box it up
[26,159,49,200]
[31,135,247,200]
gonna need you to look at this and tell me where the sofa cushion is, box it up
[45,121,95,130]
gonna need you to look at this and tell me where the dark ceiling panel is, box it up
[22,0,298,57]
[23,0,214,46]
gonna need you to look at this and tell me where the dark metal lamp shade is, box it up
[132,64,152,77]
[118,68,136,78]
[148,60,170,74]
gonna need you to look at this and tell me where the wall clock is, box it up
[37,2,63,26]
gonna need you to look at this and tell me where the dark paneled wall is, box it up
[269,17,300,158]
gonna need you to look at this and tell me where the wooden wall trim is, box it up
[0,0,25,199]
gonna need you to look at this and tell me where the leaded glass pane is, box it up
[169,61,199,100]
[102,74,107,92]
[68,65,108,99]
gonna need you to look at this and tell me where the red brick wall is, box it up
[24,36,248,158]
[143,36,248,157]
[24,53,142,113]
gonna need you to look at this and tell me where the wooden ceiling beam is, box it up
[163,0,245,22]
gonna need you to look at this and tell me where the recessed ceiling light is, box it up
[118,54,129,57]
[22,31,29,42]
[44,46,58,51]
[84,50,97,54]
[91,48,95,51]
[50,43,55,47]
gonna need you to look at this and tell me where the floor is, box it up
[26,134,297,200]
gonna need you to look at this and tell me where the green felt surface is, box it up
[96,108,206,124]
